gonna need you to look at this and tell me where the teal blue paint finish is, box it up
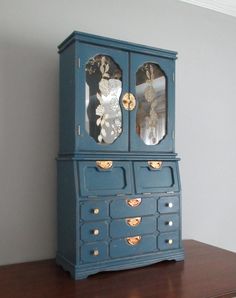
[134,161,179,193]
[158,196,180,214]
[110,197,156,218]
[158,214,180,232]
[110,216,156,238]
[80,201,109,221]
[78,161,133,196]
[81,242,109,263]
[80,222,109,242]
[110,235,156,258]
[158,232,180,250]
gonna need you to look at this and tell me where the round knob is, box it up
[167,202,173,208]
[93,229,100,236]
[93,208,100,215]
[167,221,173,227]
[167,239,173,245]
[93,249,99,256]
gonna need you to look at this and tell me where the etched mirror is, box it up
[85,55,122,144]
[136,63,167,145]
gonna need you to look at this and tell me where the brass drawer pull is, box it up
[148,161,162,169]
[126,198,142,207]
[126,236,141,246]
[126,217,141,227]
[96,160,113,170]
[122,92,136,111]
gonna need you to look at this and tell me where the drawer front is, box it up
[81,242,108,263]
[133,161,180,194]
[81,201,109,221]
[158,196,179,214]
[158,214,180,232]
[110,197,156,218]
[110,235,156,258]
[110,216,156,238]
[79,161,132,196]
[81,222,108,242]
[158,232,179,250]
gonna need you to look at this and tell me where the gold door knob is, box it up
[93,229,100,235]
[93,249,99,256]
[122,93,136,111]
[167,239,173,245]
[167,202,173,208]
[93,208,100,215]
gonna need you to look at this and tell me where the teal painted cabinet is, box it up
[56,32,184,279]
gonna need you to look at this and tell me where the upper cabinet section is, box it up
[58,32,177,155]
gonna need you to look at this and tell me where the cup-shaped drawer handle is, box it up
[126,236,141,246]
[96,160,113,170]
[126,198,142,207]
[148,161,163,169]
[126,217,141,227]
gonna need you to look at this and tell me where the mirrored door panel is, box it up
[130,53,175,152]
[77,43,129,151]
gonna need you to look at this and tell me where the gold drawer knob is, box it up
[126,198,142,207]
[93,229,100,236]
[92,249,99,256]
[126,217,141,227]
[148,161,162,169]
[96,160,113,170]
[126,236,141,246]
[167,202,173,208]
[167,221,173,227]
[93,208,100,215]
[167,239,173,245]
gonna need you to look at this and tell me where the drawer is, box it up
[110,235,156,258]
[80,201,109,221]
[158,196,179,214]
[80,222,108,242]
[158,214,180,232]
[110,216,156,238]
[158,232,179,250]
[110,197,156,218]
[133,161,180,194]
[78,161,132,196]
[81,242,108,263]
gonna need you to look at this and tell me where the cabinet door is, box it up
[77,43,129,151]
[130,53,175,152]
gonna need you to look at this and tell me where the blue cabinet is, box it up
[56,31,184,280]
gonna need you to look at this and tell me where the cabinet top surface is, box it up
[58,31,178,59]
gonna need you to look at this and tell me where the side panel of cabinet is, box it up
[129,52,175,152]
[76,42,129,152]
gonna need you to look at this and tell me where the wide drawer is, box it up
[158,232,179,250]
[78,161,132,196]
[80,201,109,221]
[80,221,108,242]
[110,197,156,218]
[158,196,179,214]
[133,161,180,194]
[158,214,180,232]
[81,241,108,263]
[110,216,156,238]
[110,234,156,258]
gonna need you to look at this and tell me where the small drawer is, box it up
[110,197,156,218]
[158,232,179,250]
[110,235,156,258]
[158,196,179,214]
[81,242,108,263]
[81,201,109,221]
[78,161,132,196]
[158,214,180,232]
[110,216,156,238]
[81,222,108,242]
[133,161,180,194]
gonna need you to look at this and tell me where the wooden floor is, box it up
[0,240,236,298]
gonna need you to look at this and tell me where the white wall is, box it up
[0,0,236,265]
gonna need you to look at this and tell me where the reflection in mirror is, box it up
[85,55,122,144]
[136,63,167,145]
